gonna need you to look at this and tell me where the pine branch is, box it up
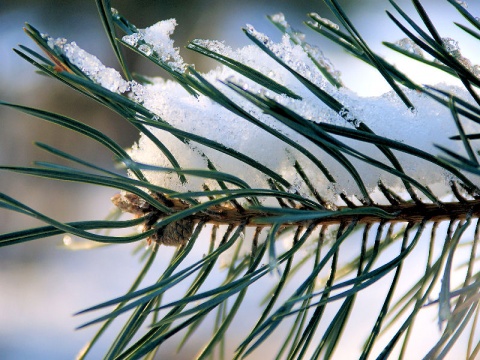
[2,0,480,359]
[113,191,480,244]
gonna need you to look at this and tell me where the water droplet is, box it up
[139,44,153,56]
[63,235,73,246]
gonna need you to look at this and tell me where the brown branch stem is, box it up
[191,199,480,227]
[112,192,480,246]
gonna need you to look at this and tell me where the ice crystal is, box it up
[473,65,480,77]
[190,39,232,59]
[269,13,342,86]
[438,37,480,76]
[46,36,67,49]
[123,33,139,47]
[309,13,340,31]
[270,13,287,27]
[395,38,424,57]
[442,37,460,57]
[122,19,186,73]
[244,24,327,89]
[45,36,129,93]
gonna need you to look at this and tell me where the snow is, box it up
[122,19,186,73]
[395,38,425,57]
[46,17,480,203]
[244,24,328,89]
[267,13,342,86]
[44,36,130,93]
[440,37,480,78]
[308,13,340,31]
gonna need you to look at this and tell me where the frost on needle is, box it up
[122,19,187,73]
[43,36,130,93]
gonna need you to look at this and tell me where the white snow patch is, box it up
[44,36,129,93]
[48,19,480,202]
[122,19,186,73]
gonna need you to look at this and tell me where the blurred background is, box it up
[1,0,480,359]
